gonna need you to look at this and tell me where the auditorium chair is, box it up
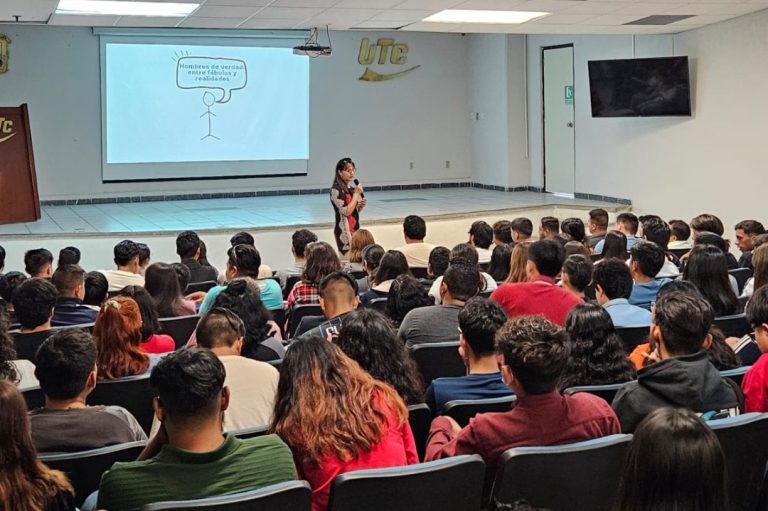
[12,329,55,361]
[708,413,768,511]
[720,366,751,388]
[589,253,602,263]
[283,275,302,300]
[350,270,367,280]
[479,290,493,299]
[409,341,465,385]
[442,396,517,427]
[490,434,632,511]
[327,455,486,511]
[563,382,628,405]
[39,440,147,507]
[287,304,324,338]
[729,268,753,296]
[407,403,432,461]
[229,424,269,440]
[411,267,429,279]
[185,280,217,294]
[713,313,751,339]
[668,248,691,260]
[22,385,44,410]
[159,315,200,350]
[615,325,650,353]
[268,307,286,338]
[87,373,154,434]
[365,297,388,312]
[142,480,313,511]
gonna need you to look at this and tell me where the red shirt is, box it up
[139,334,175,354]
[743,353,768,412]
[490,276,583,326]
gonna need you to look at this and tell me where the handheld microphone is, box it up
[354,178,365,199]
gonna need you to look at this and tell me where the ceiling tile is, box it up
[192,5,262,17]
[704,3,768,14]
[582,12,646,22]
[529,12,599,22]
[335,0,402,8]
[114,16,186,26]
[370,9,438,20]
[0,0,57,22]
[350,19,412,26]
[200,0,273,4]
[256,6,327,18]
[670,13,731,22]
[238,17,305,27]
[178,16,245,27]
[394,0,465,9]
[560,1,625,13]
[50,13,119,25]
[269,0,339,7]
[613,3,682,15]
[453,0,529,8]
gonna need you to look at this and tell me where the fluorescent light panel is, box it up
[56,0,199,17]
[423,9,549,24]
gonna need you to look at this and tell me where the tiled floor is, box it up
[0,189,626,237]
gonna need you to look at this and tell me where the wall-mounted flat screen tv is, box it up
[588,56,691,117]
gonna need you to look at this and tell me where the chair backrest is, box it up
[563,382,628,405]
[708,413,768,511]
[327,455,486,511]
[141,480,313,511]
[87,373,154,434]
[268,308,286,338]
[185,280,217,294]
[713,313,751,339]
[478,290,493,299]
[228,424,270,440]
[590,253,603,262]
[409,341,465,385]
[288,304,324,338]
[615,325,650,353]
[366,297,388,312]
[407,403,432,462]
[720,366,751,388]
[159,315,201,350]
[410,267,429,279]
[491,434,633,511]
[669,248,691,259]
[442,396,517,427]
[729,268,753,295]
[283,275,302,300]
[40,441,146,507]
[22,385,45,410]
[12,329,54,361]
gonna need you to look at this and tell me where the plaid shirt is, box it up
[286,281,320,312]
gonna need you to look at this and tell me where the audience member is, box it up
[492,220,514,245]
[641,216,680,278]
[429,243,496,304]
[488,243,512,282]
[272,338,417,511]
[286,241,342,312]
[297,272,359,340]
[175,231,218,284]
[357,243,384,293]
[277,229,318,289]
[145,263,196,318]
[491,240,582,325]
[426,316,620,491]
[468,221,494,264]
[683,245,740,317]
[615,408,726,511]
[197,240,218,276]
[24,248,54,278]
[118,286,175,354]
[12,278,56,345]
[597,230,628,262]
[170,263,192,297]
[593,259,651,327]
[690,213,725,237]
[595,213,640,254]
[30,329,147,452]
[741,286,768,412]
[385,274,432,326]
[558,304,635,390]
[83,271,108,309]
[347,229,374,272]
[510,217,533,243]
[504,242,530,284]
[51,265,98,326]
[668,219,693,250]
[95,348,296,511]
[427,246,450,280]
[136,243,151,275]
[564,241,590,257]
[400,262,480,347]
[0,271,26,314]
[57,246,81,269]
[195,308,279,430]
[735,219,765,270]
[0,244,4,275]
[692,231,740,269]
[0,312,37,389]
[612,291,740,433]
[560,217,586,245]
[539,216,559,240]
[0,380,76,511]
[360,250,410,304]
[425,297,510,412]
[587,208,609,248]
[230,231,254,246]
[397,215,436,268]
[336,309,424,405]
[102,240,145,291]
[93,297,157,379]
[743,243,768,297]
[628,241,669,308]
[560,254,593,300]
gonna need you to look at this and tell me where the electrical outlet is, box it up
[409,162,414,170]
[445,160,450,168]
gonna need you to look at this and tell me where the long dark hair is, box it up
[386,275,433,325]
[0,312,18,383]
[212,278,272,356]
[118,286,161,342]
[144,263,188,318]
[602,230,628,261]
[488,243,513,282]
[302,242,342,285]
[373,250,410,286]
[333,157,355,190]
[336,309,424,404]
[615,407,726,511]
[559,303,635,390]
[683,245,739,317]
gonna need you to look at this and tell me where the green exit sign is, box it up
[565,85,574,104]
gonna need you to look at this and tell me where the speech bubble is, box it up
[176,56,248,103]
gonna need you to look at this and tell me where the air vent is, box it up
[624,14,695,25]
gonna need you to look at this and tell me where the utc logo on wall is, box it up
[0,34,10,74]
[0,117,15,144]
[357,38,420,82]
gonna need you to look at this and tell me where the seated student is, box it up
[488,244,513,283]
[30,329,147,452]
[560,218,587,246]
[145,263,196,318]
[560,254,593,301]
[272,338,417,511]
[595,213,641,254]
[137,243,151,276]
[101,240,145,292]
[346,229,374,273]
[51,265,98,327]
[0,271,26,316]
[734,219,765,271]
[615,408,727,511]
[119,286,175,354]
[425,297,511,412]
[491,239,583,326]
[612,291,740,433]
[593,259,651,327]
[286,242,342,313]
[396,215,436,268]
[740,286,768,412]
[175,231,218,284]
[24,248,54,278]
[0,380,77,511]
[335,309,424,405]
[426,316,620,490]
[668,219,693,250]
[359,250,410,304]
[641,216,680,278]
[468,221,494,264]
[426,245,450,282]
[356,243,384,293]
[11,278,56,350]
[504,242,530,284]
[492,220,514,246]
[628,241,670,308]
[558,304,636,390]
[587,208,609,248]
[57,246,81,269]
[94,348,296,511]
[0,313,38,390]
[399,262,480,347]
[429,243,497,304]
[683,244,740,316]
[228,232,273,279]
[510,217,533,243]
[385,274,433,326]
[298,272,359,340]
[83,271,108,310]
[276,229,318,289]
[539,216,559,240]
[690,214,739,268]
[200,244,283,313]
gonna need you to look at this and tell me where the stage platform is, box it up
[0,189,630,273]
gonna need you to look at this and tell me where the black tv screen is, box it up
[588,56,691,117]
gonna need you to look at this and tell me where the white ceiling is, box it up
[0,0,766,34]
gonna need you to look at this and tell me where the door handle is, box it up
[566,122,574,128]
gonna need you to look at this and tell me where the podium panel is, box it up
[0,104,40,224]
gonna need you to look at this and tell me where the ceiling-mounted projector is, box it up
[293,27,332,57]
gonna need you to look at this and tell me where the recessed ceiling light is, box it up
[56,0,200,17]
[422,9,550,24]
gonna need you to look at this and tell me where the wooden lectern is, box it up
[0,104,40,225]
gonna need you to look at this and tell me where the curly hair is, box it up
[302,242,342,285]
[0,312,18,383]
[212,278,273,358]
[386,274,432,325]
[93,296,149,379]
[271,337,408,466]
[335,309,424,404]
[558,304,635,390]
